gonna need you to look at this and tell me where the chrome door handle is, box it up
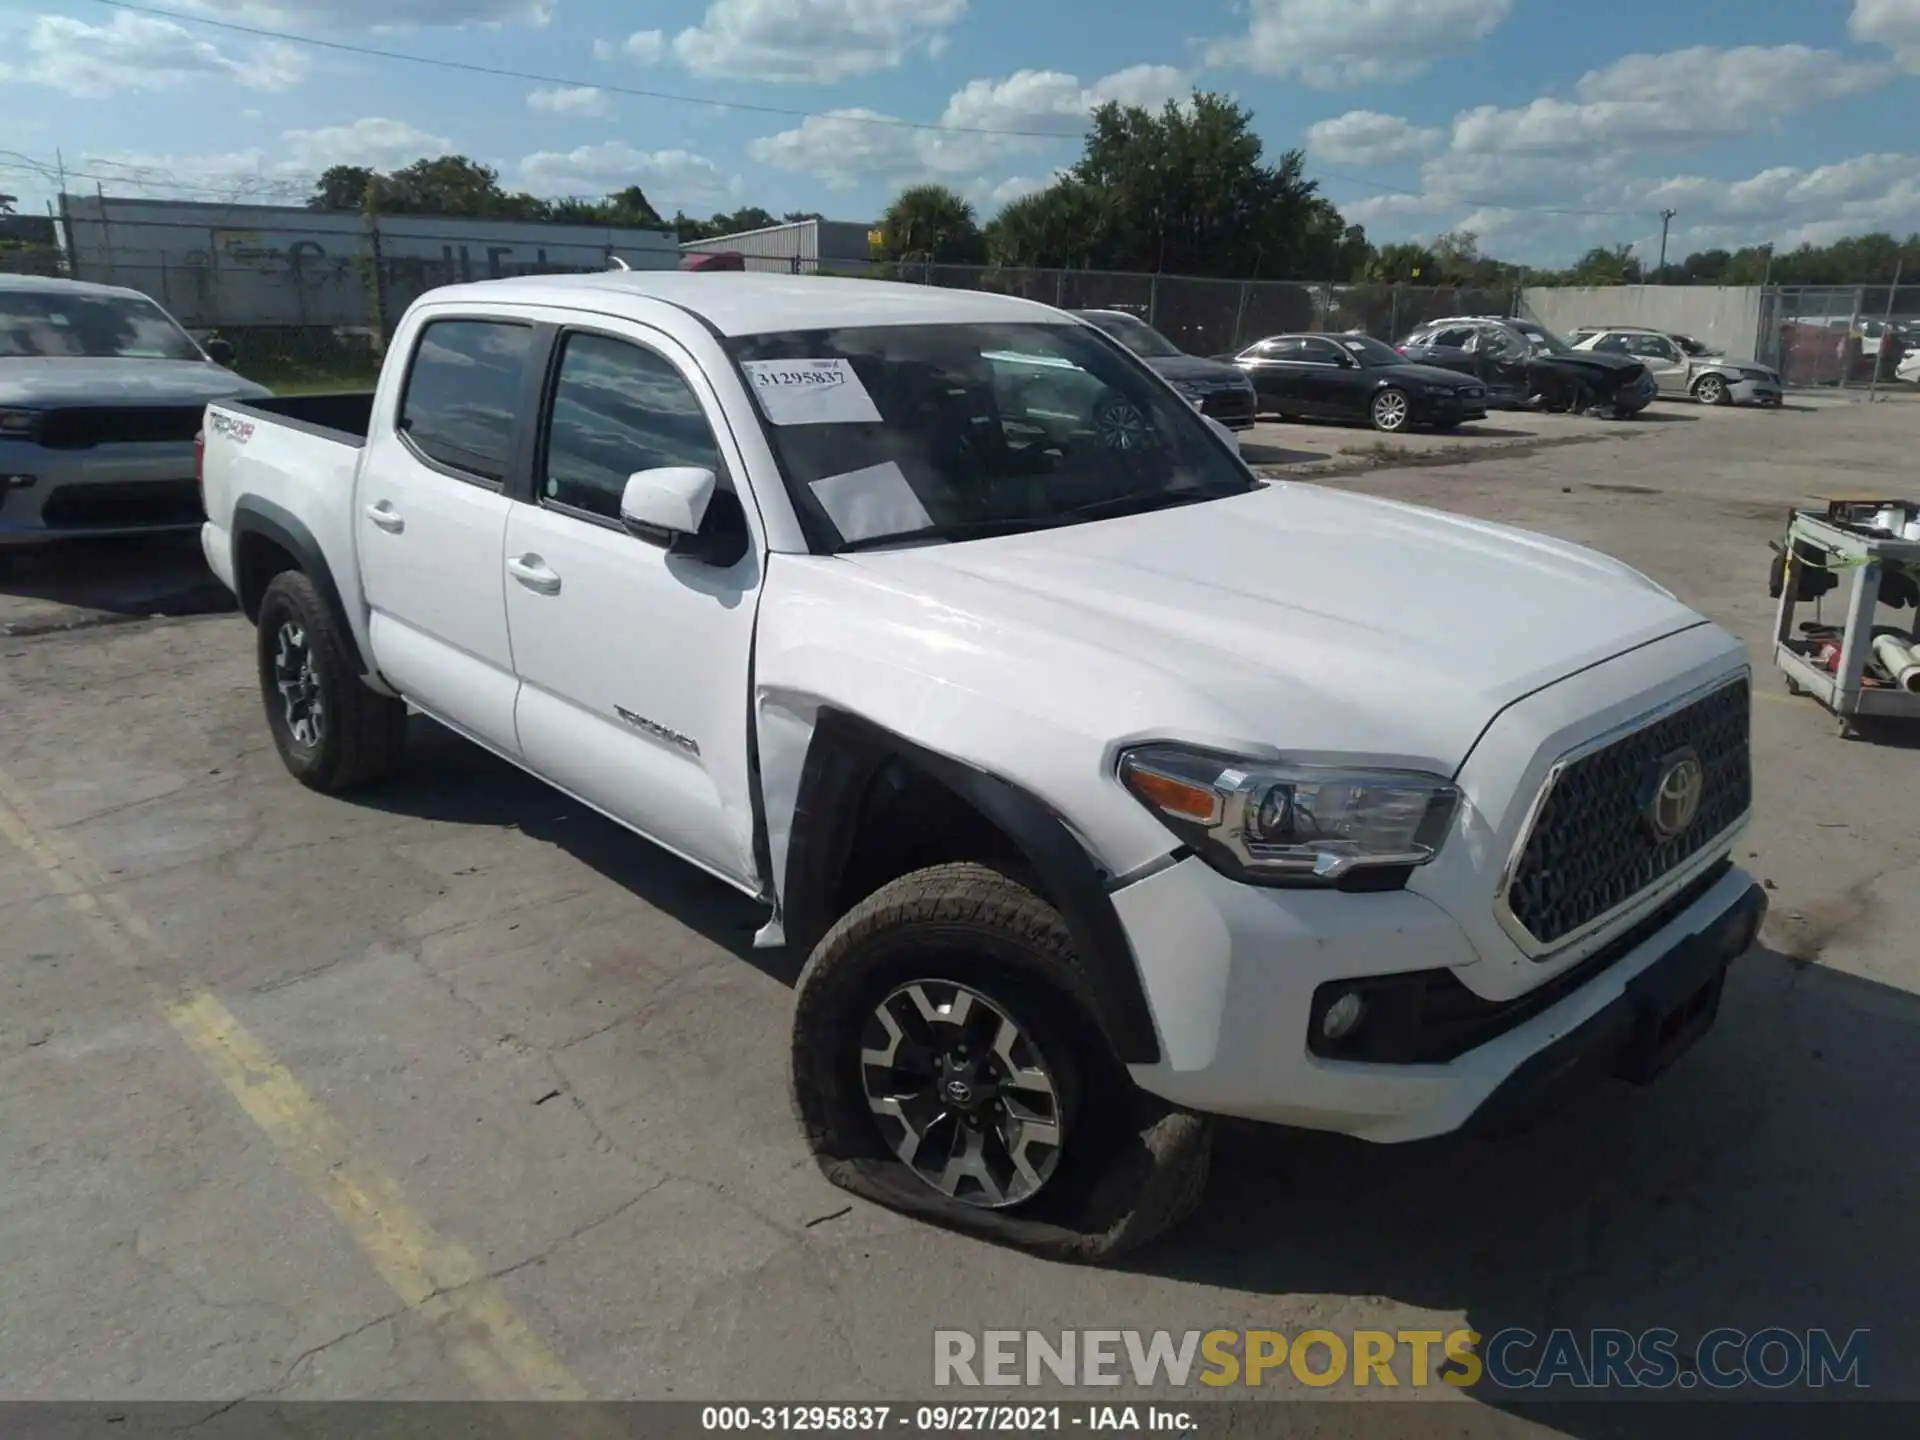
[365,501,405,534]
[507,554,562,595]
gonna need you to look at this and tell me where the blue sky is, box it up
[3,0,1919,266]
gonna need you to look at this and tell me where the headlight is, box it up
[0,408,42,437]
[1739,367,1772,382]
[1118,743,1460,887]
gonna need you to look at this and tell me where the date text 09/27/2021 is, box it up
[700,1407,1196,1433]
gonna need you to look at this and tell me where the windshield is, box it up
[1505,320,1573,355]
[0,287,203,361]
[729,321,1255,553]
[1330,334,1402,367]
[1077,311,1185,360]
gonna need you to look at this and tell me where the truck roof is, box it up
[417,270,1066,338]
[0,273,153,301]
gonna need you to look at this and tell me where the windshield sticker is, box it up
[809,461,933,545]
[741,358,883,426]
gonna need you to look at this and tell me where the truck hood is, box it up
[0,357,271,407]
[841,482,1703,772]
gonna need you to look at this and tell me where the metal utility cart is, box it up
[1773,505,1920,737]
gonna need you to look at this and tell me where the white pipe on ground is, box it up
[1871,634,1920,693]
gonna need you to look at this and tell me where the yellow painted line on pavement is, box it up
[0,767,590,1403]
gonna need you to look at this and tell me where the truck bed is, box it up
[220,392,375,447]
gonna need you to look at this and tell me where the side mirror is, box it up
[619,466,749,567]
[620,466,715,540]
[204,338,235,366]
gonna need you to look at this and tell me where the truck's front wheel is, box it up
[790,862,1211,1261]
[256,570,407,793]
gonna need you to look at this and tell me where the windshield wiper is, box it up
[1054,487,1227,523]
[832,488,1228,554]
[833,516,1056,553]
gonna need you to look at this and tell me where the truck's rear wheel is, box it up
[790,862,1211,1261]
[256,570,407,793]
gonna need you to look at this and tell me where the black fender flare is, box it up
[781,708,1162,1065]
[230,496,370,676]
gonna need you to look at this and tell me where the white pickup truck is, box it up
[200,272,1766,1259]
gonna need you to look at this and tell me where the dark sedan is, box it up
[1229,332,1488,432]
[1070,309,1258,430]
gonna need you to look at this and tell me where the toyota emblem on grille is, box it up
[1643,748,1705,841]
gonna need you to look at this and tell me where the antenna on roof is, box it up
[607,254,631,272]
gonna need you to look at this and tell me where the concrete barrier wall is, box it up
[1520,285,1765,360]
[60,194,681,330]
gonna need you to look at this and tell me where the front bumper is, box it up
[1728,378,1783,406]
[0,442,203,545]
[1114,853,1762,1143]
[1411,390,1488,424]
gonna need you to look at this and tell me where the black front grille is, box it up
[40,479,203,529]
[1200,389,1256,425]
[1504,678,1751,951]
[38,406,205,449]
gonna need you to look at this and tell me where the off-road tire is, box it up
[791,862,1211,1262]
[257,570,407,793]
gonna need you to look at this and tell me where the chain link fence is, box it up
[804,258,1518,356]
[1761,285,1920,389]
[11,206,1916,395]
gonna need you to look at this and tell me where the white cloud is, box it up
[77,118,453,202]
[671,0,967,83]
[280,117,454,172]
[1851,0,1920,68]
[176,0,552,26]
[518,142,734,207]
[1206,0,1513,86]
[748,110,920,190]
[1306,110,1443,166]
[1339,145,1920,263]
[1451,46,1889,156]
[750,63,1184,188]
[527,85,610,117]
[21,11,306,99]
[601,29,665,63]
[1640,152,1920,248]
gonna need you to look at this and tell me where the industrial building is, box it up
[678,217,875,274]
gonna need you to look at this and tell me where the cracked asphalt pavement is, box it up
[2,397,1918,1432]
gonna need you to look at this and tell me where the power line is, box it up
[1309,164,1656,221]
[75,0,1663,224]
[82,0,1085,141]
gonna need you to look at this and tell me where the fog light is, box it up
[1320,990,1367,1041]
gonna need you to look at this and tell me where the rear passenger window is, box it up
[398,320,532,484]
[541,332,722,523]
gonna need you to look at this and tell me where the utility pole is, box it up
[1657,208,1677,276]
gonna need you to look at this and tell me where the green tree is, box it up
[1365,242,1439,284]
[383,155,513,215]
[1058,91,1323,276]
[1299,198,1371,281]
[308,165,377,212]
[876,184,987,264]
[984,182,1112,268]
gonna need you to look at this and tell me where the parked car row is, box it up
[1202,314,1784,433]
